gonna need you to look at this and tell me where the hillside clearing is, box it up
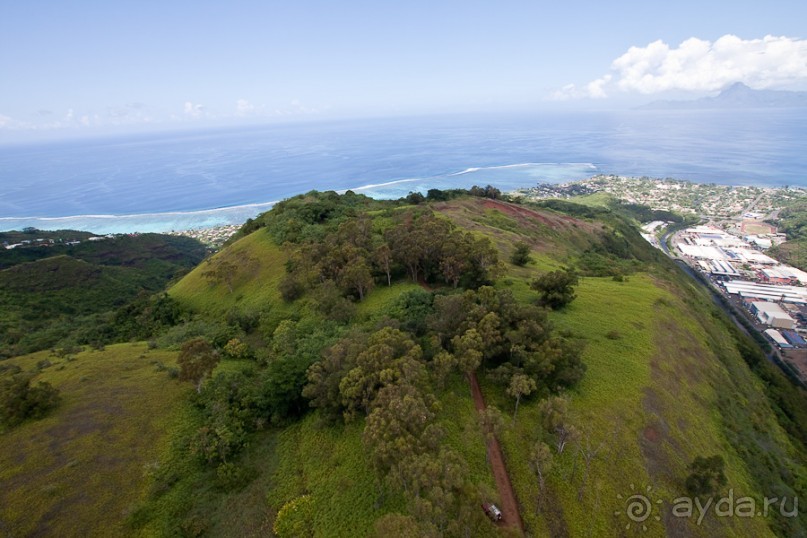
[0,343,187,537]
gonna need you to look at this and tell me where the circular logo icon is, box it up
[615,484,663,531]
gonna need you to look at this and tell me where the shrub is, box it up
[279,274,305,302]
[0,374,61,428]
[685,455,727,498]
[223,338,252,360]
[531,268,579,309]
[215,461,254,491]
[273,495,314,538]
[157,320,236,350]
[510,241,531,266]
[177,338,220,393]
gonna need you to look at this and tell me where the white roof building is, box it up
[764,328,792,347]
[753,301,797,329]
[723,280,807,304]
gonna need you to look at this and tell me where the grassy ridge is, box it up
[7,194,805,537]
[165,196,805,537]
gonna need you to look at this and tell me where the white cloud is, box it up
[235,98,255,116]
[183,101,205,118]
[556,34,807,99]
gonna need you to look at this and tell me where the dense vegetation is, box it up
[2,189,806,537]
[0,232,205,357]
[768,200,807,270]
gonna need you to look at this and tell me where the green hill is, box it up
[0,232,206,357]
[3,190,806,537]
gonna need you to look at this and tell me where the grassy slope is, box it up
[487,276,777,537]
[169,227,289,320]
[433,198,798,536]
[0,343,187,537]
[156,196,805,537]
[561,191,615,208]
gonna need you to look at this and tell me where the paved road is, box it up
[743,191,765,215]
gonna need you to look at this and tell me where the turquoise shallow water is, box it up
[1,110,804,233]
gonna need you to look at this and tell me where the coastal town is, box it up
[520,174,807,382]
[2,225,240,251]
[165,224,240,248]
[517,174,806,219]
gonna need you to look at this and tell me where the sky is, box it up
[2,0,807,140]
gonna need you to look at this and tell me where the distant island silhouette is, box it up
[640,82,807,109]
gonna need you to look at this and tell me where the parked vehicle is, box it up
[482,502,502,521]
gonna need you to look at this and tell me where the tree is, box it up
[338,327,425,419]
[279,274,305,302]
[426,188,449,202]
[478,405,505,464]
[478,405,505,442]
[431,351,457,389]
[529,442,554,500]
[439,246,467,288]
[554,424,581,455]
[510,241,531,266]
[685,455,727,498]
[405,191,426,205]
[178,337,220,393]
[576,431,607,501]
[362,383,440,477]
[531,268,579,309]
[386,223,424,282]
[452,329,483,376]
[475,311,504,360]
[338,257,374,301]
[374,244,394,287]
[303,336,357,420]
[273,495,314,538]
[538,395,569,432]
[466,236,501,286]
[312,280,356,323]
[507,373,536,422]
[373,514,437,538]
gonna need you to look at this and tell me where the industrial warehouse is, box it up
[670,225,807,352]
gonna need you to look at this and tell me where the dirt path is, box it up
[469,373,524,534]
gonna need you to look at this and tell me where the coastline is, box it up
[2,170,805,236]
[0,162,600,234]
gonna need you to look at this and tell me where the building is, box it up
[782,330,807,347]
[722,280,807,304]
[764,329,793,348]
[752,301,797,329]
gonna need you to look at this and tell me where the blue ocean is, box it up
[1,109,805,233]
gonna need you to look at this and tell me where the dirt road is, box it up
[469,372,524,534]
